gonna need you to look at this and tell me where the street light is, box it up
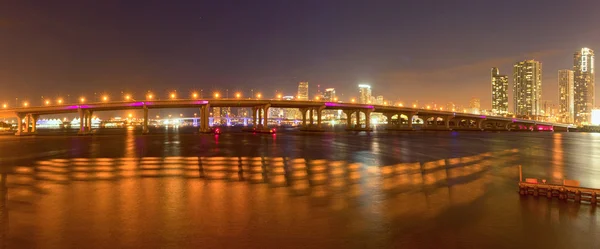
[45,100,51,105]
[125,94,131,101]
[192,92,198,98]
[277,94,282,99]
[334,97,338,102]
[80,97,85,103]
[214,92,220,98]
[102,95,109,102]
[170,93,176,99]
[147,93,154,100]
[23,102,29,107]
[235,93,241,98]
[256,93,262,99]
[57,99,63,104]
[398,103,403,107]
[315,96,320,101]
[2,104,6,108]
[351,98,356,103]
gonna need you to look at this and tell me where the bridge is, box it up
[0,99,573,135]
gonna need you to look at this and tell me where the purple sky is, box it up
[2,0,600,109]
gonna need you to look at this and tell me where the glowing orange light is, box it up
[147,94,153,100]
[351,98,356,103]
[235,93,241,98]
[103,96,109,102]
[57,99,63,104]
[23,102,29,107]
[80,97,85,103]
[170,93,176,99]
[2,104,6,108]
[257,93,262,99]
[214,93,220,98]
[45,100,50,105]
[192,92,198,98]
[125,95,131,101]
[277,94,282,99]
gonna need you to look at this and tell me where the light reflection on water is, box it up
[0,129,599,248]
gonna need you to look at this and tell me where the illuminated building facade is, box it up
[358,84,372,104]
[491,67,509,115]
[297,82,309,101]
[513,60,542,117]
[558,69,574,123]
[323,88,336,102]
[573,48,595,124]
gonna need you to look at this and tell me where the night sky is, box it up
[2,1,600,109]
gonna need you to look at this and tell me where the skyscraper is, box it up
[491,67,509,115]
[573,48,595,124]
[323,88,336,102]
[558,69,574,123]
[513,60,542,117]
[358,84,372,104]
[469,97,481,114]
[297,82,309,101]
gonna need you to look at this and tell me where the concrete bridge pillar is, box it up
[142,107,149,134]
[443,115,452,130]
[309,108,314,126]
[251,107,258,128]
[384,113,394,129]
[406,113,414,129]
[473,119,483,130]
[364,109,372,130]
[15,113,26,135]
[77,109,86,135]
[30,114,39,133]
[262,105,270,129]
[343,110,353,129]
[199,104,212,133]
[316,106,325,129]
[355,110,360,128]
[299,108,307,127]
[421,115,428,128]
[85,110,93,132]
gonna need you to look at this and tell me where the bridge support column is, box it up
[142,107,149,134]
[476,119,484,131]
[316,106,325,129]
[384,113,394,130]
[15,113,27,136]
[300,108,307,128]
[364,109,372,131]
[355,110,360,128]
[85,110,93,133]
[309,108,314,127]
[77,109,86,135]
[30,114,39,134]
[262,105,269,130]
[407,113,414,129]
[342,110,353,130]
[251,107,258,128]
[200,104,212,133]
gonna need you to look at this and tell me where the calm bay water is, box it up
[0,127,599,248]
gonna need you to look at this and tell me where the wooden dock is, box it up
[518,166,599,205]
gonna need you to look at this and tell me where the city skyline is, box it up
[3,2,600,110]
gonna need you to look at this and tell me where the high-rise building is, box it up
[323,88,336,102]
[469,97,481,114]
[491,67,509,115]
[297,82,309,101]
[376,96,384,105]
[573,48,595,124]
[358,84,372,104]
[513,60,542,117]
[558,69,575,123]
